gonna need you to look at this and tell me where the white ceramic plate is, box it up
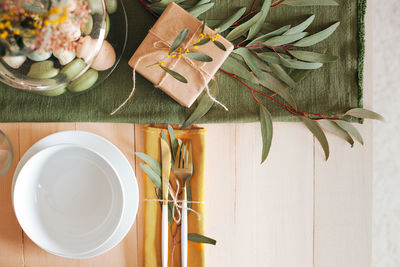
[13,144,125,258]
[12,131,139,259]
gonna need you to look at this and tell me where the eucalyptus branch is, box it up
[138,0,384,163]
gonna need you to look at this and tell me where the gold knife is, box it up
[160,138,171,267]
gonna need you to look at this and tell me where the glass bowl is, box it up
[0,130,13,178]
[0,0,127,96]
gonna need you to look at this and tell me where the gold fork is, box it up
[174,140,193,267]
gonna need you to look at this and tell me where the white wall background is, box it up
[372,0,400,266]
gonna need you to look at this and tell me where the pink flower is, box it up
[58,20,81,42]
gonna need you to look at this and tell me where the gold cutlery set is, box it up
[161,138,193,267]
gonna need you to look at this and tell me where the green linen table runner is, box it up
[0,0,365,123]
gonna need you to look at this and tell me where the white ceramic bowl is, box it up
[12,131,139,258]
[13,144,124,258]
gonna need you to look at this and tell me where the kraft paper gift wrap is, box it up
[129,3,234,108]
[142,125,206,267]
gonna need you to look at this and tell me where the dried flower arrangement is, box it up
[0,0,90,56]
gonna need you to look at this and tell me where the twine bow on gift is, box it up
[111,25,228,115]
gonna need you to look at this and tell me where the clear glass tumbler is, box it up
[0,130,13,177]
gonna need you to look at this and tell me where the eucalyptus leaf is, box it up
[189,3,214,17]
[168,201,174,225]
[282,0,339,6]
[188,233,217,245]
[201,18,206,34]
[169,28,189,54]
[196,0,211,6]
[264,32,308,47]
[197,38,211,46]
[160,65,188,83]
[244,59,311,86]
[186,182,193,211]
[300,116,330,160]
[284,15,315,35]
[155,188,164,211]
[186,172,194,211]
[335,120,364,145]
[213,40,227,51]
[168,125,178,160]
[181,80,219,129]
[248,25,291,46]
[258,52,322,69]
[229,52,246,62]
[318,120,354,147]
[269,63,298,89]
[233,48,271,75]
[279,57,323,69]
[168,190,178,226]
[346,108,385,121]
[262,52,291,59]
[161,130,170,147]
[226,11,264,41]
[216,7,246,33]
[149,6,165,15]
[220,55,258,84]
[185,53,213,62]
[207,19,223,28]
[156,188,162,204]
[289,49,330,82]
[136,152,162,176]
[248,0,272,40]
[294,22,340,47]
[257,52,288,64]
[288,50,338,63]
[151,0,186,8]
[139,163,162,189]
[259,104,273,163]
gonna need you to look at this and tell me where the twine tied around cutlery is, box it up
[110,26,228,115]
[145,179,203,224]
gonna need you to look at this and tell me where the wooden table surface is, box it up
[0,5,373,267]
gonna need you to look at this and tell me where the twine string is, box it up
[110,25,228,115]
[151,38,228,111]
[144,179,203,223]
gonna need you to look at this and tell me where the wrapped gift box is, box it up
[129,2,234,108]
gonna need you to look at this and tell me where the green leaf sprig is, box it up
[150,26,226,83]
[137,125,216,247]
[259,103,273,163]
[181,2,343,132]
[281,0,339,6]
[300,107,384,162]
[145,1,384,164]
[169,28,189,55]
[188,233,217,245]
